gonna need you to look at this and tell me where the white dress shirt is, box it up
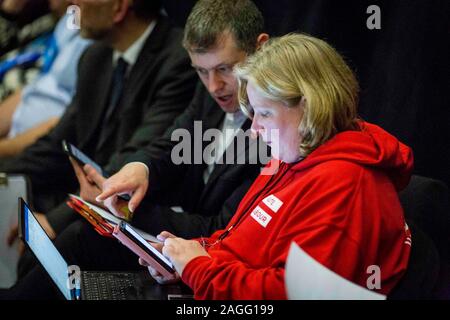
[203,110,247,183]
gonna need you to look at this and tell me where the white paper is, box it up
[68,194,161,243]
[285,242,386,300]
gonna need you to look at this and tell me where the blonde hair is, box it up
[235,33,359,157]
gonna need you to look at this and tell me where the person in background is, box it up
[0,0,268,300]
[139,33,413,299]
[69,0,268,243]
[0,0,49,27]
[0,0,29,16]
[1,0,196,280]
[0,0,91,158]
[0,0,50,55]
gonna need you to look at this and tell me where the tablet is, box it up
[62,140,130,201]
[113,221,175,278]
[62,140,104,176]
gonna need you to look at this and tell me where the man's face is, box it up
[71,0,115,40]
[188,32,248,113]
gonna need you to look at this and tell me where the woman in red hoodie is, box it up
[142,33,414,299]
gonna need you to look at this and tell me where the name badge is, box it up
[262,194,283,213]
[250,206,272,228]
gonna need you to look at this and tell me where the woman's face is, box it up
[247,81,304,163]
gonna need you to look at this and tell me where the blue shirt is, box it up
[8,15,91,138]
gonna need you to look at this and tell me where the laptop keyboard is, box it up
[82,272,137,300]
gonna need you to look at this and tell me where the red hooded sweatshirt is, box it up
[181,122,413,299]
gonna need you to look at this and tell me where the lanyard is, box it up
[203,161,291,248]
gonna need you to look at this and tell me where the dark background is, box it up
[163,0,450,188]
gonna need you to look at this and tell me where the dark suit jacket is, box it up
[0,16,197,232]
[126,83,267,238]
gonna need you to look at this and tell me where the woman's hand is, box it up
[139,257,180,285]
[139,231,210,284]
[138,231,180,284]
[161,233,211,276]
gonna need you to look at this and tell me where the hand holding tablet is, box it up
[112,221,175,278]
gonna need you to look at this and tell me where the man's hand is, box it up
[6,223,25,255]
[95,162,149,214]
[69,158,102,205]
[34,212,57,239]
[70,159,131,218]
[7,212,56,255]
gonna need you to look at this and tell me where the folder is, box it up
[66,196,113,237]
[66,194,160,243]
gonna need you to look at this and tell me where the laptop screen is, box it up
[22,201,72,300]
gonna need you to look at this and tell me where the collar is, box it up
[112,19,157,68]
[224,109,247,127]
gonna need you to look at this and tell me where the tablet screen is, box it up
[121,222,174,272]
[22,201,72,300]
[67,143,104,176]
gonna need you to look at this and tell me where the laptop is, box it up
[18,197,192,300]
